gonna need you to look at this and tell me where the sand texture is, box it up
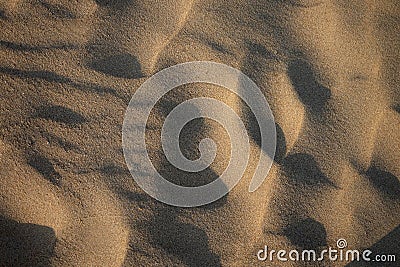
[0,0,399,266]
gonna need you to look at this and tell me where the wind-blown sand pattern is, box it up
[0,0,399,266]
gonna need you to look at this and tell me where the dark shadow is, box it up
[274,123,287,163]
[246,110,286,164]
[0,215,56,267]
[120,189,154,211]
[148,206,222,267]
[283,218,327,250]
[241,41,281,83]
[365,166,400,200]
[35,105,87,126]
[122,190,151,204]
[282,153,337,187]
[287,59,331,114]
[94,0,134,8]
[39,0,75,19]
[207,41,231,55]
[0,10,5,19]
[346,225,399,267]
[27,153,62,186]
[0,66,120,98]
[275,0,324,8]
[393,104,400,114]
[245,41,280,61]
[185,33,233,56]
[89,53,144,79]
[0,40,80,51]
[247,119,286,164]
[0,66,72,83]
[157,150,223,188]
[99,163,131,177]
[244,110,261,148]
[41,131,80,152]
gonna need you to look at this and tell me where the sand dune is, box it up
[0,0,399,266]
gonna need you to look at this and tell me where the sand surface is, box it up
[0,0,399,266]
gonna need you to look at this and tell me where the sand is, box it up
[0,0,399,266]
